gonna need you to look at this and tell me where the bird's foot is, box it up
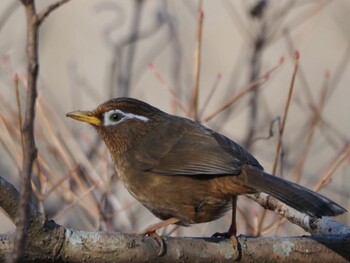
[141,229,166,256]
[139,218,179,256]
[212,231,240,261]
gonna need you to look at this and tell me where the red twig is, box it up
[256,52,298,236]
[191,0,204,121]
[271,51,299,175]
[203,57,283,123]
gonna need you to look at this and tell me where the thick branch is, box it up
[0,224,349,262]
[1,175,349,262]
[0,177,39,224]
[0,177,21,223]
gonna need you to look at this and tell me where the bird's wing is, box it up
[129,117,263,175]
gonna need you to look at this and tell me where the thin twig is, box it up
[9,2,39,263]
[327,42,350,101]
[291,70,330,183]
[250,116,281,143]
[0,113,22,171]
[191,0,203,121]
[203,57,283,123]
[256,52,298,236]
[283,29,314,105]
[37,0,74,25]
[14,74,24,158]
[52,182,99,221]
[148,63,188,114]
[244,1,268,149]
[9,1,75,262]
[319,117,349,150]
[313,145,350,192]
[271,51,299,174]
[198,73,222,119]
[119,0,145,97]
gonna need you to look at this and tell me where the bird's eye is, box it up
[103,109,147,126]
[109,113,123,122]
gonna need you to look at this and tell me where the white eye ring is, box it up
[103,109,149,126]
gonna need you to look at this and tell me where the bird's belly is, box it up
[120,171,233,224]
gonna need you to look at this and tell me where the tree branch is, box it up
[0,220,349,262]
[0,176,21,223]
[37,0,74,25]
[10,1,39,262]
[9,1,75,262]
[247,192,350,235]
[1,175,349,262]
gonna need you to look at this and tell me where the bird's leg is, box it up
[141,217,180,235]
[212,196,240,260]
[140,217,180,256]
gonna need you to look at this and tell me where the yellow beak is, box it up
[66,111,101,126]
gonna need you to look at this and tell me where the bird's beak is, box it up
[66,111,101,126]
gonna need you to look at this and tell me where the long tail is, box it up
[241,166,347,218]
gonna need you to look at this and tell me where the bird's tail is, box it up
[240,166,346,218]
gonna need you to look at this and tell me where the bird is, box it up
[66,97,346,255]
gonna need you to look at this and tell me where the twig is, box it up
[119,0,145,97]
[319,117,349,150]
[256,52,299,236]
[291,70,330,183]
[313,145,350,192]
[198,73,222,119]
[220,0,252,42]
[9,2,39,262]
[283,29,314,105]
[9,1,75,262]
[327,42,350,101]
[250,116,280,143]
[13,74,24,158]
[203,57,283,123]
[0,113,22,170]
[36,0,74,25]
[271,51,299,174]
[247,192,349,235]
[191,0,203,121]
[52,182,98,220]
[148,63,188,114]
[244,1,268,149]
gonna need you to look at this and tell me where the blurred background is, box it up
[0,0,349,238]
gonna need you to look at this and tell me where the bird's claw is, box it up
[143,230,166,256]
[212,231,231,238]
[212,232,240,261]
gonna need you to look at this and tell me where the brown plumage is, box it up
[66,97,346,239]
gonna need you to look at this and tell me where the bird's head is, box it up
[66,97,165,154]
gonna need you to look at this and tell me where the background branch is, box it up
[10,1,39,262]
[37,0,73,25]
[8,1,74,262]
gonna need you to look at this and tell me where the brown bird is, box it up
[66,97,346,254]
